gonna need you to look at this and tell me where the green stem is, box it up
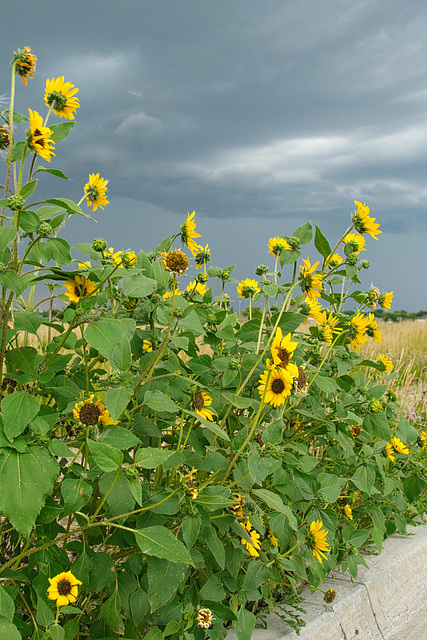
[256,296,269,354]
[1,63,17,226]
[89,469,121,523]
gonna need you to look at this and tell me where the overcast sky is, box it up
[2,0,427,310]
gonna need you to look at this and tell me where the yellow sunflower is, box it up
[378,292,393,310]
[385,442,395,462]
[352,201,382,240]
[268,236,291,257]
[239,520,262,557]
[180,211,201,255]
[298,258,324,301]
[237,278,260,299]
[392,436,409,455]
[45,77,80,120]
[377,354,393,373]
[14,46,37,86]
[73,395,117,427]
[347,312,369,350]
[47,571,82,607]
[193,391,214,421]
[63,275,97,303]
[344,504,353,520]
[105,247,123,267]
[27,109,55,162]
[268,530,279,547]
[84,173,109,212]
[299,298,323,322]
[419,431,427,450]
[194,243,211,269]
[309,520,330,564]
[268,327,299,377]
[317,311,342,344]
[343,233,365,255]
[161,249,189,275]
[326,253,343,268]
[350,424,361,437]
[143,340,153,352]
[185,280,207,296]
[258,367,293,407]
[163,287,182,300]
[365,313,382,343]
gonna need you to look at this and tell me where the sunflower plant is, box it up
[0,47,426,640]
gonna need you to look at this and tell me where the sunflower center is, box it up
[46,91,68,111]
[271,379,285,394]
[276,347,290,367]
[347,325,358,339]
[193,392,205,410]
[296,368,307,389]
[57,579,72,596]
[164,250,189,275]
[79,403,101,425]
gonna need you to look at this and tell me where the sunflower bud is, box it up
[122,250,138,269]
[198,272,208,283]
[109,371,122,385]
[386,388,397,403]
[347,253,358,266]
[256,264,268,276]
[221,270,230,281]
[92,238,107,252]
[228,358,240,370]
[369,399,383,414]
[360,260,370,269]
[37,222,53,237]
[146,251,156,262]
[0,126,10,150]
[324,588,336,603]
[123,297,138,311]
[287,236,301,251]
[7,194,25,211]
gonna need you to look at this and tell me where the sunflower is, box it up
[105,247,123,267]
[161,249,189,275]
[309,520,330,564]
[47,571,82,607]
[317,311,342,344]
[365,313,382,343]
[239,520,262,557]
[180,211,201,255]
[268,327,299,377]
[237,278,260,299]
[298,258,324,301]
[268,530,279,547]
[268,236,291,257]
[196,608,215,629]
[63,275,97,303]
[350,424,361,437]
[163,287,182,301]
[352,201,382,240]
[73,395,117,427]
[385,443,395,462]
[121,250,138,268]
[84,173,109,212]
[299,298,323,322]
[392,436,409,455]
[326,253,343,268]
[13,46,37,86]
[378,292,393,310]
[419,431,427,450]
[194,243,211,269]
[230,493,245,518]
[343,233,365,255]
[377,354,393,373]
[185,280,207,296]
[27,109,55,162]
[45,77,80,120]
[143,340,153,352]
[347,312,369,350]
[344,504,353,520]
[193,391,214,421]
[258,367,293,407]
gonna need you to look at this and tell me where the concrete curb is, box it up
[230,522,427,640]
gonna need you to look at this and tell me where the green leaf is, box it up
[49,623,65,640]
[105,387,132,421]
[317,473,347,503]
[49,122,75,142]
[5,111,29,123]
[100,589,124,635]
[11,140,30,163]
[143,626,162,640]
[221,391,254,409]
[314,375,336,393]
[350,465,376,495]
[14,311,42,335]
[0,446,59,536]
[182,409,230,441]
[196,486,235,511]
[121,273,157,298]
[279,249,300,266]
[36,595,54,627]
[235,607,256,640]
[314,225,331,258]
[0,616,21,640]
[199,574,226,602]
[147,557,186,612]
[242,562,271,591]
[1,391,40,440]
[144,390,179,414]
[129,588,149,627]
[0,270,22,295]
[0,227,17,252]
[205,525,226,569]
[61,477,93,516]
[5,347,38,375]
[87,440,123,472]
[292,221,313,244]
[99,425,141,450]
[0,586,14,621]
[277,311,304,335]
[85,319,135,371]
[134,447,174,469]
[74,242,104,261]
[182,514,201,549]
[395,417,419,443]
[363,414,391,441]
[88,553,115,591]
[37,167,69,180]
[248,450,269,485]
[252,489,298,529]
[20,179,38,199]
[43,198,83,215]
[135,526,192,564]
[42,238,72,265]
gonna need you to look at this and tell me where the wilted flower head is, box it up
[13,46,37,85]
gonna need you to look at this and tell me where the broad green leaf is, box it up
[0,586,14,621]
[1,391,40,440]
[350,465,376,495]
[49,122,75,142]
[100,589,124,635]
[129,588,149,627]
[5,347,38,376]
[0,446,59,536]
[0,227,19,251]
[43,197,83,215]
[135,447,174,469]
[20,179,38,199]
[199,574,226,602]
[49,623,65,640]
[147,557,186,612]
[363,414,390,441]
[42,238,72,265]
[279,249,300,266]
[182,514,201,549]
[205,525,226,569]
[315,225,332,258]
[252,489,298,529]
[144,390,179,414]
[317,473,347,503]
[61,478,93,516]
[37,166,69,180]
[5,110,29,123]
[248,450,269,484]
[14,311,42,335]
[88,440,123,472]
[135,526,192,564]
[105,387,132,421]
[121,273,157,298]
[85,319,135,370]
[196,487,235,511]
[293,221,313,244]
[99,472,135,517]
[36,595,54,627]
[242,562,271,591]
[0,270,22,295]
[395,417,419,442]
[183,409,230,441]
[0,615,21,640]
[88,553,115,591]
[74,242,104,260]
[99,425,141,449]
[19,209,40,232]
[11,140,31,163]
[235,607,256,640]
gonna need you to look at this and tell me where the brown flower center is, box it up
[79,403,101,425]
[164,250,189,275]
[271,379,285,394]
[275,347,290,367]
[57,579,72,596]
[193,392,205,410]
[296,367,307,390]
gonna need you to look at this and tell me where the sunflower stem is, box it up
[255,295,269,354]
[1,63,17,226]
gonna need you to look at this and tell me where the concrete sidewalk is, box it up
[232,522,427,640]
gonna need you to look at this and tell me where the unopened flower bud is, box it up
[369,399,383,414]
[198,272,208,283]
[0,126,10,150]
[146,251,156,262]
[123,297,138,311]
[347,253,358,266]
[361,260,370,269]
[256,264,268,276]
[228,358,240,370]
[287,236,301,251]
[92,238,107,252]
[122,250,138,269]
[7,194,25,211]
[221,270,230,281]
[37,221,53,237]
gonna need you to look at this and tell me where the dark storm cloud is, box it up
[1,0,426,309]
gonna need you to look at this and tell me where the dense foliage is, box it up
[0,47,426,640]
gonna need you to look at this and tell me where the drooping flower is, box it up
[268,236,291,257]
[352,201,382,240]
[73,395,117,427]
[365,313,382,343]
[27,109,55,162]
[385,443,396,462]
[347,312,369,350]
[324,588,336,603]
[240,519,262,557]
[317,311,342,344]
[268,327,299,377]
[309,520,330,564]
[344,504,353,520]
[299,298,323,322]
[378,292,393,310]
[47,571,82,607]
[193,243,211,269]
[258,367,293,407]
[298,258,324,301]
[377,354,393,373]
[63,275,97,303]
[392,437,409,455]
[196,608,215,629]
[180,211,201,255]
[193,391,214,421]
[45,77,80,120]
[190,489,199,500]
[230,493,245,518]
[294,366,308,393]
[13,46,37,86]
[343,233,366,255]
[237,278,260,299]
[268,530,279,547]
[84,173,109,212]
[161,249,189,275]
